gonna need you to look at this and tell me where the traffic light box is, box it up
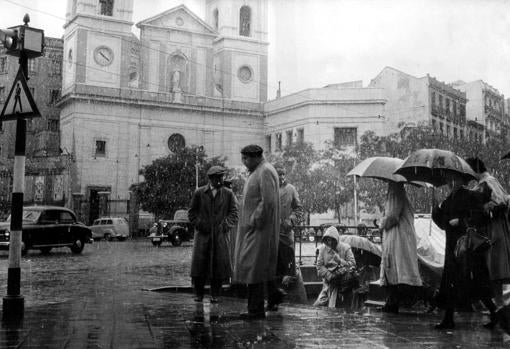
[0,23,44,58]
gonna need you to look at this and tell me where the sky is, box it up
[1,0,509,99]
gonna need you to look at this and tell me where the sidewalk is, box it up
[0,287,509,348]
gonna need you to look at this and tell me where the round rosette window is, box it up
[237,65,253,83]
[168,133,186,152]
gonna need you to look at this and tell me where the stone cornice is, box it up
[264,99,386,117]
[140,24,218,38]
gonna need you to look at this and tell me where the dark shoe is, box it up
[194,296,203,302]
[483,312,498,329]
[434,321,455,330]
[240,311,266,320]
[381,304,399,314]
[210,297,219,304]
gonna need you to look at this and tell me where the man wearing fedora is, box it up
[189,165,238,303]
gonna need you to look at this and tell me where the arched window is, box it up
[213,8,219,31]
[99,0,114,16]
[239,6,251,37]
[168,134,186,152]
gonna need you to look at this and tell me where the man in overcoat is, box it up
[233,145,283,319]
[189,166,238,303]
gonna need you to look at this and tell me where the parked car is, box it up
[0,206,93,255]
[148,210,193,247]
[90,217,129,241]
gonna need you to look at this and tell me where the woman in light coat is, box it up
[379,181,422,313]
[313,226,356,308]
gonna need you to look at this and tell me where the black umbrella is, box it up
[394,149,476,187]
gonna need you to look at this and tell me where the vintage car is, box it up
[0,206,93,255]
[148,209,193,246]
[90,217,129,241]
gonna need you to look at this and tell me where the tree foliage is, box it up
[266,142,321,221]
[131,146,226,219]
[267,142,356,223]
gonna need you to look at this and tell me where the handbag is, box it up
[466,227,491,252]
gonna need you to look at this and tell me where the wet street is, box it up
[0,239,193,307]
[0,240,508,348]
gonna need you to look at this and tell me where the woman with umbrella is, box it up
[431,172,497,329]
[348,157,422,314]
[396,149,497,329]
[378,181,423,313]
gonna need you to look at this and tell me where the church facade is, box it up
[60,0,271,222]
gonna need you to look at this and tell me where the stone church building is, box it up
[60,0,387,224]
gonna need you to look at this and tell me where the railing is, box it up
[293,225,381,266]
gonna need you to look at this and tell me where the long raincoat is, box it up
[379,182,422,287]
[233,160,280,284]
[474,172,510,282]
[189,185,238,281]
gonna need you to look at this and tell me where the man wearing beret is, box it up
[189,165,238,303]
[233,145,284,319]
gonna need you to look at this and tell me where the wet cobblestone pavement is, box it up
[0,240,508,348]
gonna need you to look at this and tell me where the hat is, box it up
[207,166,226,177]
[240,144,263,155]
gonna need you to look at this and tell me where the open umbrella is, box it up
[347,157,407,182]
[338,234,381,266]
[394,149,476,187]
[338,234,381,257]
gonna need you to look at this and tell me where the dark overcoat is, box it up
[432,186,491,309]
[189,185,238,281]
[233,160,280,284]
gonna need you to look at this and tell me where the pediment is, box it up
[136,5,216,36]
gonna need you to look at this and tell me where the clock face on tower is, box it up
[94,46,114,66]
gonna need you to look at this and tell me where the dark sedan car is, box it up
[0,206,93,255]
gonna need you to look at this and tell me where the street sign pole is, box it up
[2,14,43,321]
[3,47,28,324]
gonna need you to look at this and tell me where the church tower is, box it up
[62,0,139,91]
[205,0,268,102]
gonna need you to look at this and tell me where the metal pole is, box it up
[3,50,28,320]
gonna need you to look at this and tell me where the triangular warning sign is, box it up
[0,67,41,121]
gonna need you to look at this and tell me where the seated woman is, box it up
[313,226,356,308]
